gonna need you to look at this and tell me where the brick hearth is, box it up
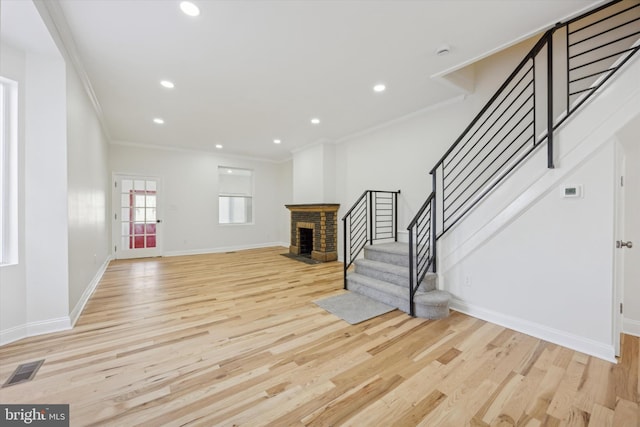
[285,204,340,262]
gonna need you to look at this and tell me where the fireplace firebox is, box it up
[298,228,313,256]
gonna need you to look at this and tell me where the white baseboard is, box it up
[70,256,112,326]
[450,298,616,363]
[2,256,112,346]
[1,316,72,347]
[623,317,640,338]
[164,242,288,257]
[0,324,27,346]
[26,317,71,337]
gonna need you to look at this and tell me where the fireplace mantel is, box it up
[285,204,339,262]
[285,204,340,211]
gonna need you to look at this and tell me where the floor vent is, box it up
[1,359,45,388]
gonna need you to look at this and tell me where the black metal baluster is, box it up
[547,29,555,169]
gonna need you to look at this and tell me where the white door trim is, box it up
[613,141,626,356]
[112,173,163,259]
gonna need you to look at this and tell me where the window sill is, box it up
[0,261,18,268]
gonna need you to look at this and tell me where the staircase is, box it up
[347,243,450,319]
[342,190,449,319]
[342,0,639,321]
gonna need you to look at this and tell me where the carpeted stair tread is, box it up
[346,242,450,319]
[355,257,408,276]
[364,242,411,267]
[364,242,410,255]
[347,273,450,319]
[353,258,436,292]
[348,272,407,298]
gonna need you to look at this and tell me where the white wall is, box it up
[322,143,336,203]
[291,142,338,204]
[110,143,289,255]
[279,159,293,243]
[335,98,468,231]
[446,143,617,358]
[436,52,640,361]
[324,31,640,360]
[0,1,113,344]
[292,144,323,203]
[23,52,70,335]
[0,41,72,344]
[0,44,28,342]
[331,37,538,241]
[66,64,112,323]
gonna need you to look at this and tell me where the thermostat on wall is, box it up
[562,185,582,198]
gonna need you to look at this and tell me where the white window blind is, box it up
[218,167,253,224]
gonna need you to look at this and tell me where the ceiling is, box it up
[3,0,603,162]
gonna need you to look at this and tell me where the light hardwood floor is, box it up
[0,247,638,426]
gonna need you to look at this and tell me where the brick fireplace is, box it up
[285,204,340,262]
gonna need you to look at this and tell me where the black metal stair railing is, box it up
[562,0,640,126]
[406,191,435,317]
[407,0,639,313]
[342,190,400,289]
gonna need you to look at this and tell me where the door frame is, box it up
[613,141,626,357]
[112,173,163,259]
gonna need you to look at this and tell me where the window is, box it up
[0,77,18,265]
[218,167,253,224]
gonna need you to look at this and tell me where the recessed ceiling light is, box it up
[153,118,164,124]
[180,1,200,17]
[310,118,320,125]
[373,84,386,92]
[215,144,223,149]
[273,139,281,144]
[160,80,175,89]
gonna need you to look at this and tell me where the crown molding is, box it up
[111,140,289,164]
[335,94,466,145]
[289,95,467,156]
[32,0,112,141]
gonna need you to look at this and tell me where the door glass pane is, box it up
[121,179,133,193]
[117,177,159,254]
